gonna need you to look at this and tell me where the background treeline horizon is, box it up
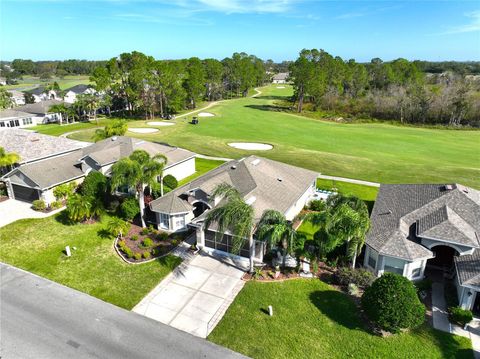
[1,52,479,126]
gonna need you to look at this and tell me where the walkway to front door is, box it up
[133,252,247,338]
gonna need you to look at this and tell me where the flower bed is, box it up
[116,224,191,263]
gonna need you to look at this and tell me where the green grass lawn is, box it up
[0,213,181,309]
[178,158,225,186]
[316,178,378,202]
[31,119,110,137]
[296,220,320,241]
[67,85,478,188]
[209,280,473,359]
[4,75,91,91]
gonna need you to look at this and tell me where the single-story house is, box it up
[63,84,95,104]
[272,72,289,84]
[149,155,318,263]
[27,87,60,102]
[7,90,26,106]
[364,183,480,311]
[0,100,65,128]
[2,136,196,204]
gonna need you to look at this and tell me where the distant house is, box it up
[63,84,95,104]
[0,100,65,128]
[364,183,480,312]
[272,72,289,84]
[0,77,6,86]
[149,156,318,263]
[1,136,196,205]
[7,90,26,106]
[27,87,60,103]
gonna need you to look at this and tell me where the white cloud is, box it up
[335,12,365,20]
[196,0,294,14]
[442,10,480,34]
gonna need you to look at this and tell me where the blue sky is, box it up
[1,0,479,61]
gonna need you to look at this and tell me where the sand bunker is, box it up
[228,142,273,151]
[128,128,159,134]
[197,112,215,117]
[147,121,175,126]
[276,86,286,89]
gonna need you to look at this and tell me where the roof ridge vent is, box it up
[444,184,453,191]
[379,209,392,215]
[111,136,118,141]
[277,177,283,182]
[230,165,237,170]
[251,159,261,166]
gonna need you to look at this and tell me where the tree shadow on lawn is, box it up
[54,211,76,226]
[309,290,365,331]
[254,95,290,101]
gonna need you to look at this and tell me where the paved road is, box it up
[0,263,246,359]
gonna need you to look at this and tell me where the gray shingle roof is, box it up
[272,72,288,81]
[151,193,193,214]
[0,109,34,120]
[0,129,89,164]
[455,250,480,289]
[65,84,92,94]
[80,137,195,168]
[150,155,318,222]
[9,151,84,189]
[15,100,65,116]
[367,184,480,261]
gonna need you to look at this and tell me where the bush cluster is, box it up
[335,267,375,289]
[80,172,107,198]
[32,199,46,211]
[119,198,140,221]
[50,200,63,209]
[156,232,169,241]
[163,175,178,190]
[118,240,133,258]
[361,272,425,333]
[53,182,76,201]
[142,251,151,259]
[131,235,138,241]
[141,238,154,248]
[449,307,473,326]
[308,199,326,212]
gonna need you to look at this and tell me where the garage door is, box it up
[12,184,40,202]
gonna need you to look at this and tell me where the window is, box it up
[22,118,32,125]
[412,267,421,278]
[368,254,376,269]
[173,214,185,229]
[383,257,405,276]
[159,213,169,230]
[0,122,4,127]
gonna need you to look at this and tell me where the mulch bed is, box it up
[116,223,192,263]
[0,196,9,203]
[243,262,335,282]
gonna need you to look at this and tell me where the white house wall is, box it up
[163,157,195,181]
[284,182,316,221]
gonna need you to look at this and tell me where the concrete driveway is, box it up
[134,252,247,338]
[1,263,245,359]
[0,199,64,228]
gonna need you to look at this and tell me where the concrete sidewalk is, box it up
[432,282,480,358]
[134,252,246,338]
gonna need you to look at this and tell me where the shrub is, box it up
[123,247,133,258]
[53,182,76,200]
[362,272,425,333]
[348,283,360,296]
[119,198,140,221]
[171,239,178,247]
[309,199,326,212]
[142,251,151,259]
[140,227,150,235]
[141,238,154,248]
[131,235,138,241]
[32,200,46,211]
[50,200,63,209]
[335,267,375,289]
[156,232,169,241]
[148,224,156,234]
[118,239,126,248]
[450,307,473,326]
[133,252,142,261]
[163,175,178,190]
[414,279,432,292]
[80,172,107,198]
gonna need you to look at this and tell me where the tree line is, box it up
[289,49,480,127]
[89,51,267,118]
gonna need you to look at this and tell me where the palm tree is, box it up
[106,217,130,238]
[0,147,20,168]
[256,210,297,269]
[66,194,92,222]
[110,150,167,228]
[88,196,104,220]
[328,201,370,268]
[204,183,255,272]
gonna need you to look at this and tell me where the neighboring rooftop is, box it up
[65,84,92,94]
[0,128,89,164]
[8,151,84,190]
[272,72,289,81]
[16,100,65,116]
[455,249,480,289]
[150,155,318,222]
[80,136,195,169]
[367,184,480,261]
[0,109,34,120]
